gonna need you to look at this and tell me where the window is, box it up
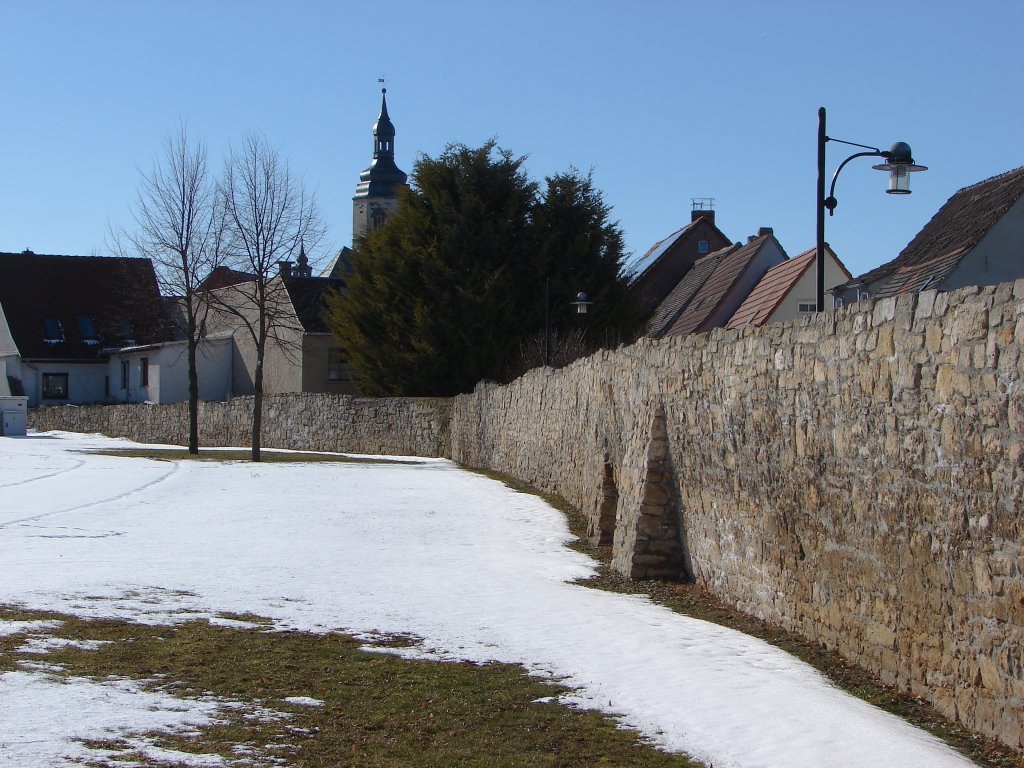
[118,321,136,346]
[697,239,710,254]
[42,318,65,344]
[327,349,350,382]
[797,300,817,314]
[42,373,69,400]
[75,315,100,345]
[140,357,149,386]
[120,360,129,390]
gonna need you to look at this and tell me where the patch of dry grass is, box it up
[0,605,699,767]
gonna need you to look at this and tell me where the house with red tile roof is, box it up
[831,165,1024,304]
[726,245,851,329]
[656,228,787,338]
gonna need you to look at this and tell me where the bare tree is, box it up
[216,133,325,461]
[112,124,219,454]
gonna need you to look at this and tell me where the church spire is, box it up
[352,87,409,244]
[373,89,396,158]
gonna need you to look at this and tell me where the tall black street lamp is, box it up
[816,106,927,311]
[544,278,593,367]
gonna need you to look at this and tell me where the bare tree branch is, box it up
[215,133,326,461]
[109,123,219,453]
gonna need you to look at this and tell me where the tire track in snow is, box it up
[0,461,182,528]
[0,455,86,489]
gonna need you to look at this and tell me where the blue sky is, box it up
[2,0,1022,280]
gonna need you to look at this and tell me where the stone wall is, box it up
[28,393,450,458]
[27,283,1024,750]
[449,283,1024,751]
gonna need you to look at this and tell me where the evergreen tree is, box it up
[325,142,639,396]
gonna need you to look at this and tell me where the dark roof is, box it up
[0,251,168,361]
[199,266,256,292]
[282,276,344,333]
[841,165,1024,292]
[631,220,703,279]
[726,245,850,328]
[630,214,733,312]
[664,234,780,337]
[321,247,354,279]
[646,244,736,338]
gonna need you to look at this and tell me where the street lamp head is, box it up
[571,292,593,314]
[872,142,928,195]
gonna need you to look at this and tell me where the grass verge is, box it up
[0,605,699,767]
[471,468,1023,768]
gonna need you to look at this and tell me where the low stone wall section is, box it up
[28,393,451,458]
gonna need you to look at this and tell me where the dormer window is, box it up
[43,318,65,344]
[75,314,101,346]
[118,321,136,346]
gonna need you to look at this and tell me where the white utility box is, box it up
[0,396,28,436]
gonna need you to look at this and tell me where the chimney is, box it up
[691,197,716,224]
[757,227,774,237]
[277,260,293,278]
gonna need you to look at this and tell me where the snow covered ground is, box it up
[0,431,978,768]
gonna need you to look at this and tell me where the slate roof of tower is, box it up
[838,165,1024,294]
[355,89,408,199]
[0,250,167,361]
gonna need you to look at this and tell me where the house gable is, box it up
[631,212,732,311]
[835,165,1024,301]
[727,245,851,328]
[665,230,787,337]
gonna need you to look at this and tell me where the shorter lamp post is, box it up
[544,281,593,367]
[816,106,927,311]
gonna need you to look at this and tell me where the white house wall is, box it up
[107,335,234,405]
[27,361,107,407]
[769,257,847,324]
[0,304,17,358]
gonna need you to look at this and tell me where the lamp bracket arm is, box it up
[825,136,882,153]
[826,149,889,214]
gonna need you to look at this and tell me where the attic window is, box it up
[698,240,710,254]
[43,318,65,344]
[118,321,136,346]
[76,315,101,345]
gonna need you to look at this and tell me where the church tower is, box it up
[352,88,408,245]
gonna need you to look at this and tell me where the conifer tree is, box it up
[325,141,638,396]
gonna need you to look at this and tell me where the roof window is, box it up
[42,318,65,344]
[75,315,101,345]
[118,321,136,346]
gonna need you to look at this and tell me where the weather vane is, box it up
[378,76,386,92]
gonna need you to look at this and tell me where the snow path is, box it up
[0,431,977,768]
